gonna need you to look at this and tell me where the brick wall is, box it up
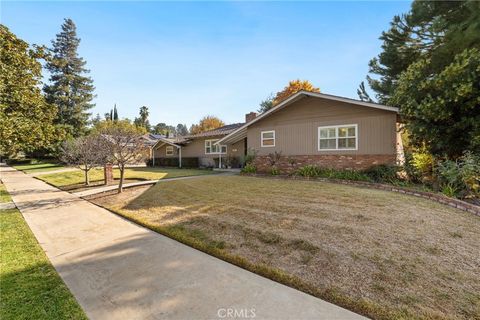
[254,154,396,173]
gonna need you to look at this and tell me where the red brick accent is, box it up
[254,154,396,174]
[104,164,114,185]
[245,112,257,123]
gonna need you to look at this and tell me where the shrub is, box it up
[296,165,322,177]
[270,166,279,176]
[148,157,199,168]
[241,163,257,174]
[362,164,400,183]
[436,152,480,199]
[296,165,371,182]
[244,148,257,165]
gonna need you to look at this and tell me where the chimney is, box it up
[245,112,257,123]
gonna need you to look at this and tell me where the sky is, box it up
[2,1,412,128]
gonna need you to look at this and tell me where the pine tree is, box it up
[44,18,95,137]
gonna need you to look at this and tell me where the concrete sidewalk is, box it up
[0,164,366,320]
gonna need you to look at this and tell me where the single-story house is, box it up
[151,90,402,172]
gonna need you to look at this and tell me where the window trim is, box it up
[261,130,275,147]
[205,139,227,155]
[318,124,358,151]
[165,146,174,156]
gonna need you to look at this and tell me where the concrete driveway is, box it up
[0,164,366,320]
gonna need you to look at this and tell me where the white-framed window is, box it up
[166,146,174,156]
[318,124,358,151]
[205,139,227,154]
[261,130,275,147]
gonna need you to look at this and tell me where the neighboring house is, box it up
[151,90,402,172]
[152,123,245,168]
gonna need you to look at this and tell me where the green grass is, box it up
[0,183,11,203]
[38,167,216,188]
[0,208,87,319]
[13,162,66,173]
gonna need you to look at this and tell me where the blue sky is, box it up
[2,1,411,127]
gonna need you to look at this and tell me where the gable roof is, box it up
[183,123,244,139]
[217,90,399,145]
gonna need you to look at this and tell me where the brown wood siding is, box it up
[153,144,178,158]
[247,96,397,156]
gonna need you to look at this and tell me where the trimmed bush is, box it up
[362,164,400,183]
[296,165,371,182]
[241,163,257,174]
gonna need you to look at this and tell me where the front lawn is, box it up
[38,167,216,190]
[90,175,480,320]
[0,208,87,319]
[12,161,66,173]
[0,183,11,203]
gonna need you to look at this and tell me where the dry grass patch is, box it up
[90,175,480,320]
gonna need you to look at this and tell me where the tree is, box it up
[257,93,275,113]
[44,18,95,137]
[60,134,107,185]
[105,104,119,121]
[391,48,480,158]
[363,1,480,104]
[190,116,224,134]
[96,120,148,193]
[273,80,320,105]
[134,106,151,131]
[356,81,374,102]
[175,123,188,136]
[152,122,175,136]
[0,25,64,157]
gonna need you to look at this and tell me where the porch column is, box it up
[219,153,222,169]
[178,147,182,168]
[152,147,155,167]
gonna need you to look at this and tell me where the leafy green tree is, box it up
[134,106,151,131]
[190,116,224,134]
[391,48,480,158]
[44,18,95,137]
[175,123,188,136]
[152,122,175,136]
[0,25,64,157]
[257,93,274,113]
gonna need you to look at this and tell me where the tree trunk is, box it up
[84,167,90,186]
[118,164,125,193]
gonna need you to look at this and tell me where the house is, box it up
[151,90,401,172]
[151,123,245,168]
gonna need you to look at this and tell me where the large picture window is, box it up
[261,130,275,147]
[318,124,357,150]
[205,139,227,154]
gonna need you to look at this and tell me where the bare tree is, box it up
[60,135,108,185]
[99,120,148,193]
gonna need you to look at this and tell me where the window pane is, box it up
[338,138,347,148]
[328,128,336,138]
[263,138,274,146]
[320,129,328,138]
[338,127,347,137]
[206,147,211,153]
[320,139,336,149]
[221,145,227,153]
[348,127,356,137]
[262,132,274,139]
[347,138,356,148]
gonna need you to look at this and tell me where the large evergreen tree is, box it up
[0,25,64,157]
[44,18,95,137]
[362,1,480,104]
